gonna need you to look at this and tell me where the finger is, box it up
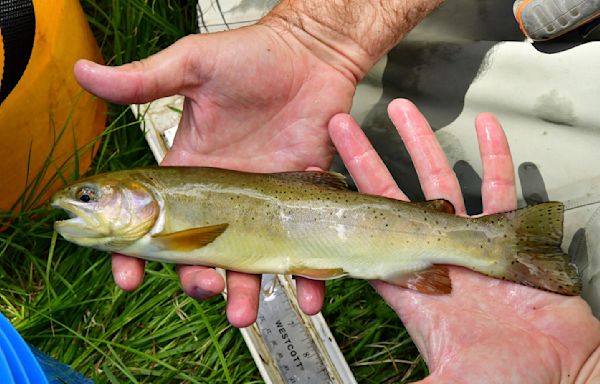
[387,99,466,214]
[475,113,517,214]
[226,271,261,328]
[295,277,325,315]
[177,265,226,301]
[111,253,145,291]
[305,166,323,172]
[328,113,407,201]
[161,147,198,167]
[74,35,204,104]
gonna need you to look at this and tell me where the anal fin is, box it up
[152,223,229,251]
[384,265,452,294]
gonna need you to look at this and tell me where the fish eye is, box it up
[75,186,98,203]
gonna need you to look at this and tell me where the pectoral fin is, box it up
[384,265,452,294]
[152,223,229,251]
[288,266,347,279]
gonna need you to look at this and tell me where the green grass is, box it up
[0,1,425,382]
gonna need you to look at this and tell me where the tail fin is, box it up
[486,202,581,295]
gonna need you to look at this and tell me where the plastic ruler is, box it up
[131,98,356,384]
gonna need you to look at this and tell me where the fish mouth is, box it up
[51,199,102,239]
[54,206,79,220]
[51,200,83,224]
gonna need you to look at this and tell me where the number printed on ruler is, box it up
[257,275,333,383]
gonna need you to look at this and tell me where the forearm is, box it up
[260,0,443,82]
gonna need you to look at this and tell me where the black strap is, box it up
[0,0,36,105]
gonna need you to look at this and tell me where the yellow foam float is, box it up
[0,0,106,213]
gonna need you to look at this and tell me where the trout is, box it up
[51,167,581,295]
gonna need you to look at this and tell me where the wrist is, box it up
[259,0,443,82]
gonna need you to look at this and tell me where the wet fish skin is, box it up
[51,167,581,296]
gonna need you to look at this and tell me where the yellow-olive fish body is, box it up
[51,167,581,295]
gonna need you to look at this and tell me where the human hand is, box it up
[329,98,600,383]
[75,24,358,326]
[74,0,445,328]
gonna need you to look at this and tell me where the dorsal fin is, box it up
[272,171,348,190]
[413,199,455,214]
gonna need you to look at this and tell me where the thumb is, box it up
[74,35,205,104]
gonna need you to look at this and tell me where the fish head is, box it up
[51,174,159,250]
